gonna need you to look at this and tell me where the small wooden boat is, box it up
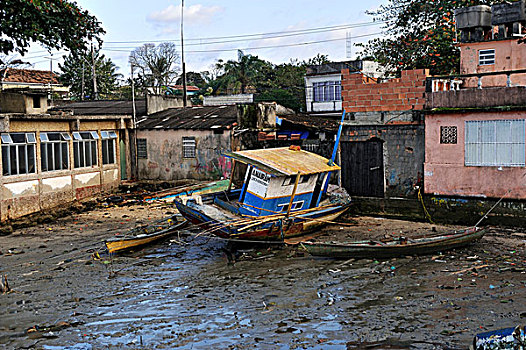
[301,226,485,259]
[105,214,188,254]
[174,110,352,242]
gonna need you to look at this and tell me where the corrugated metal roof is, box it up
[137,105,237,130]
[225,147,340,176]
[50,100,147,116]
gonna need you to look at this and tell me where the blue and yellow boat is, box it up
[174,146,351,241]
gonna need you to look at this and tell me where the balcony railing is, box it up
[427,69,526,92]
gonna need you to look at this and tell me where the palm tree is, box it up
[217,50,268,94]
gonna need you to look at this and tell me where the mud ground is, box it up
[0,201,525,349]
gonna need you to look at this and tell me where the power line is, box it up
[105,21,385,45]
[102,32,381,55]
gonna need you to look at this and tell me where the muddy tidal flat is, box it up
[0,202,525,349]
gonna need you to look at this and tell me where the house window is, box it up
[183,137,196,158]
[73,131,98,168]
[479,49,495,65]
[1,133,36,176]
[32,96,41,109]
[101,131,117,165]
[465,120,525,167]
[40,132,70,172]
[440,126,457,144]
[313,81,341,102]
[137,139,148,159]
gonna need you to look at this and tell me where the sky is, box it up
[17,0,387,79]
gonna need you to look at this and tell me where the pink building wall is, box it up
[424,111,526,199]
[459,39,526,88]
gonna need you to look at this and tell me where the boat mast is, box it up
[328,109,346,166]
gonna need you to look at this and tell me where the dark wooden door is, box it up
[341,140,384,197]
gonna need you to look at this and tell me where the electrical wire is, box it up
[105,21,385,45]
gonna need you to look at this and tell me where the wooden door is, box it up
[341,139,384,197]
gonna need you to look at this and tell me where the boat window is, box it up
[299,175,310,184]
[282,175,295,186]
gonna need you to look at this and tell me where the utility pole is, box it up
[44,53,56,104]
[131,63,136,124]
[181,0,187,107]
[91,43,98,100]
[81,60,85,101]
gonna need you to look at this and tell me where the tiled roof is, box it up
[137,105,237,130]
[0,68,59,84]
[50,100,147,116]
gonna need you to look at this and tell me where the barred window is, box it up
[1,133,36,176]
[183,137,196,158]
[313,81,341,102]
[137,139,148,159]
[73,131,98,168]
[465,120,525,167]
[40,132,70,172]
[479,49,495,66]
[440,126,457,144]
[101,131,117,165]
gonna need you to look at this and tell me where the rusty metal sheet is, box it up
[228,147,340,175]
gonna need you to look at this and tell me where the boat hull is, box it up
[174,199,351,241]
[105,215,187,254]
[302,227,485,259]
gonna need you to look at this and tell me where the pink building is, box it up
[425,3,526,200]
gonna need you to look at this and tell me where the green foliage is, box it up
[205,53,327,111]
[0,0,104,55]
[359,0,497,75]
[59,48,122,100]
[175,72,207,88]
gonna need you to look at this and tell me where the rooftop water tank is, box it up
[491,0,526,25]
[455,5,492,29]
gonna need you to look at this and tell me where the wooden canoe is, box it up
[105,214,188,254]
[301,226,485,259]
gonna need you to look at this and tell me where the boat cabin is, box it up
[224,146,340,217]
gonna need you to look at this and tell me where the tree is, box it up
[0,0,104,56]
[359,0,496,75]
[175,72,206,88]
[129,42,180,94]
[59,48,122,100]
[216,50,270,94]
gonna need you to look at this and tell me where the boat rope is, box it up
[473,189,512,228]
[418,188,435,224]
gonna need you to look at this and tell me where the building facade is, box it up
[0,91,133,221]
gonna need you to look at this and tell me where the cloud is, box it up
[147,4,223,25]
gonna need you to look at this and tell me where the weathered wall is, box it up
[426,86,526,109]
[0,117,129,222]
[341,69,429,113]
[342,123,425,198]
[459,39,526,87]
[0,93,47,114]
[350,195,526,227]
[424,110,526,199]
[146,94,185,115]
[137,129,232,181]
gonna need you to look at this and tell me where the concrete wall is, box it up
[426,86,526,109]
[459,39,526,87]
[137,129,232,181]
[0,93,47,114]
[342,123,425,198]
[0,116,130,221]
[424,110,526,199]
[146,94,185,115]
[342,69,429,113]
